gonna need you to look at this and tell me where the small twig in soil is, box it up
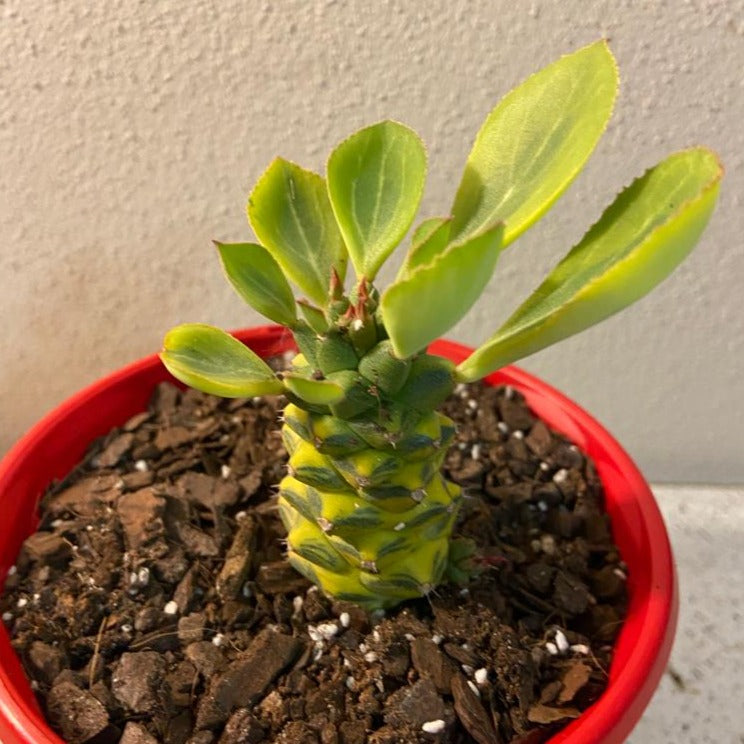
[130,629,180,650]
[89,616,108,689]
[513,584,562,615]
[595,618,624,638]
[190,670,200,704]
[588,647,609,679]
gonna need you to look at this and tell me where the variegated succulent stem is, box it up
[278,401,460,609]
[276,313,465,609]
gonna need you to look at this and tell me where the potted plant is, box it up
[0,40,721,743]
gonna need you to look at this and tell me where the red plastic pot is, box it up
[0,326,676,744]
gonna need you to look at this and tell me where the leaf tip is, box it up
[663,146,724,192]
[692,145,725,181]
[574,38,619,98]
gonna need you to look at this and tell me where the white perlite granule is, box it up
[555,629,569,653]
[553,468,569,484]
[422,719,446,734]
[316,623,339,641]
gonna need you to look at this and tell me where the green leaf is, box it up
[456,148,723,382]
[327,121,427,280]
[291,322,321,368]
[216,241,297,326]
[450,40,618,247]
[161,323,283,397]
[297,299,329,334]
[396,217,452,280]
[247,158,347,305]
[282,373,346,405]
[381,222,505,358]
[411,217,450,249]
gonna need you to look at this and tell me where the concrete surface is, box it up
[630,485,744,744]
[1,1,743,482]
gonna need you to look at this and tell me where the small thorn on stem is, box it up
[361,560,379,574]
[357,277,370,304]
[330,267,344,300]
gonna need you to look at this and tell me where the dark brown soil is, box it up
[1,369,627,744]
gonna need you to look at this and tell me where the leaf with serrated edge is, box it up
[327,121,427,280]
[216,242,297,326]
[456,148,722,382]
[450,40,618,247]
[282,373,345,405]
[381,222,505,359]
[161,324,283,397]
[396,217,452,280]
[247,158,347,305]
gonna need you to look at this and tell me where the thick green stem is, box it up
[276,318,463,609]
[278,400,461,609]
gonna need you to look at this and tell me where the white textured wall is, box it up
[1,0,742,483]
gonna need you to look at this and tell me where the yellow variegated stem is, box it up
[279,402,461,609]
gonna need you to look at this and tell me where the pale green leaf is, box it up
[381,222,505,358]
[450,40,618,246]
[161,323,283,397]
[456,148,723,382]
[247,158,347,305]
[297,299,329,334]
[216,241,297,326]
[396,217,451,280]
[282,373,345,405]
[411,217,450,248]
[327,121,427,280]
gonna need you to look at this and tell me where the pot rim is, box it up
[0,325,676,744]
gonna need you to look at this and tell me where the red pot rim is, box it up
[0,326,676,744]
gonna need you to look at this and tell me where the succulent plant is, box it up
[162,41,721,610]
